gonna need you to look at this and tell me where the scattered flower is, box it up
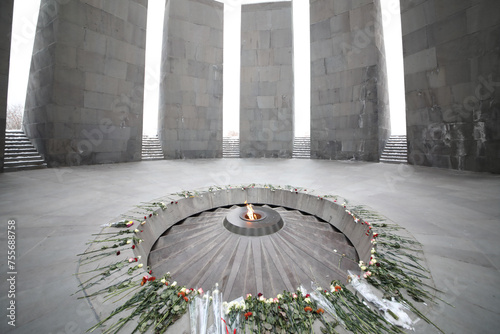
[304,306,313,312]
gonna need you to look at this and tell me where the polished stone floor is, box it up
[1,158,499,333]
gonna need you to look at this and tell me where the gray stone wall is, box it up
[158,0,223,159]
[239,2,294,158]
[310,0,381,161]
[374,0,391,153]
[0,0,14,172]
[401,0,500,173]
[23,0,147,167]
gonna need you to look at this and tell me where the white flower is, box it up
[213,289,219,295]
[160,278,166,284]
[334,249,337,253]
[371,248,376,254]
[360,265,367,271]
[141,221,146,225]
[137,255,142,260]
[304,298,311,303]
[277,294,283,299]
[259,296,265,301]
[266,298,273,304]
[134,229,140,233]
[138,263,143,268]
[171,281,177,286]
[198,288,204,294]
[126,239,132,244]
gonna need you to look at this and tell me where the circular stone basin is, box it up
[223,205,284,236]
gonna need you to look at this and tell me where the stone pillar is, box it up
[373,0,391,154]
[0,0,14,172]
[23,0,147,167]
[310,0,381,161]
[401,0,500,173]
[239,2,294,158]
[158,0,223,159]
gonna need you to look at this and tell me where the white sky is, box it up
[8,0,404,137]
[7,0,40,107]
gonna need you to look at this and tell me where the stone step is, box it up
[223,138,239,158]
[4,155,43,161]
[141,149,163,152]
[381,135,408,164]
[3,131,47,172]
[141,136,164,160]
[4,151,39,157]
[4,159,46,167]
[3,164,48,172]
[381,151,407,156]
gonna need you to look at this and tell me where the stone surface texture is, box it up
[158,0,224,159]
[401,0,500,173]
[310,0,383,161]
[1,159,499,333]
[239,2,294,158]
[22,0,147,167]
[373,0,391,155]
[0,0,14,173]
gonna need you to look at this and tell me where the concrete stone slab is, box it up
[2,159,498,332]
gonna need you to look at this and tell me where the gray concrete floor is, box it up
[0,159,499,334]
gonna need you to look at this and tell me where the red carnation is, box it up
[132,245,135,249]
[149,214,152,218]
[184,296,189,302]
[148,276,156,281]
[116,251,120,256]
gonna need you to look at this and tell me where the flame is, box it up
[244,200,257,220]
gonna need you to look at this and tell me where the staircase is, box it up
[380,135,407,164]
[3,130,47,172]
[141,135,164,160]
[223,137,239,158]
[292,137,310,159]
